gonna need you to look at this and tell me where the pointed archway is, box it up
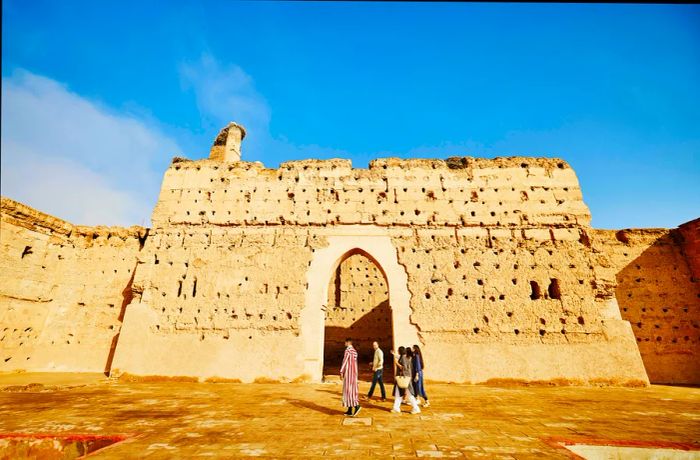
[323,249,393,381]
[300,232,420,382]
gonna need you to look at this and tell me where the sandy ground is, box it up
[0,373,698,458]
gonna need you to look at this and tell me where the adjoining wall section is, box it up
[592,226,700,384]
[0,197,146,373]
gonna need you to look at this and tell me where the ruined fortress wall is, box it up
[109,157,648,384]
[0,198,145,373]
[152,157,590,229]
[592,227,700,384]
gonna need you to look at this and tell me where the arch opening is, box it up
[323,249,393,381]
[300,232,420,382]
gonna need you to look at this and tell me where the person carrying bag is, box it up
[390,346,421,414]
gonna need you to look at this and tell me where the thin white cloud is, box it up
[1,69,181,226]
[180,54,271,133]
[180,54,351,166]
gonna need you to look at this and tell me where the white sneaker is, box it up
[410,408,421,415]
[423,401,430,408]
[391,409,401,414]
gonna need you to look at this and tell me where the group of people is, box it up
[339,338,429,416]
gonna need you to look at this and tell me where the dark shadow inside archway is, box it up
[323,250,394,382]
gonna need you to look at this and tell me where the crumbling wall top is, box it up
[0,196,147,239]
[172,155,573,175]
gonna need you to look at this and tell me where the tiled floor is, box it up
[0,374,698,458]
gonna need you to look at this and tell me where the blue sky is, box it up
[2,1,698,228]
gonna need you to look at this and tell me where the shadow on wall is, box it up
[104,262,138,376]
[616,230,700,384]
[324,299,394,382]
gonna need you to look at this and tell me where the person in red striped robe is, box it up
[340,337,361,416]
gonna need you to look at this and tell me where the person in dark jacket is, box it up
[390,346,420,414]
[412,344,430,407]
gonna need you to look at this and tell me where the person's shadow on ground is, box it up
[290,397,392,416]
[358,400,392,413]
[312,389,393,414]
[288,399,338,416]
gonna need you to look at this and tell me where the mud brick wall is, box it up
[152,157,590,229]
[395,228,604,343]
[325,252,391,369]
[134,227,320,336]
[387,226,650,384]
[0,197,145,373]
[109,226,326,381]
[592,228,700,384]
[111,155,647,383]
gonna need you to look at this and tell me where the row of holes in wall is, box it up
[625,306,699,344]
[1,327,36,362]
[177,210,571,228]
[167,182,581,225]
[172,185,573,206]
[170,278,292,301]
[422,279,562,301]
[20,246,134,276]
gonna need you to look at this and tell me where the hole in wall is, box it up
[548,279,561,300]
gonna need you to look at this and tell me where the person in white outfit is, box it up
[390,346,420,414]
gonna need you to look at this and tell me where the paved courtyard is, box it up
[0,373,699,458]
